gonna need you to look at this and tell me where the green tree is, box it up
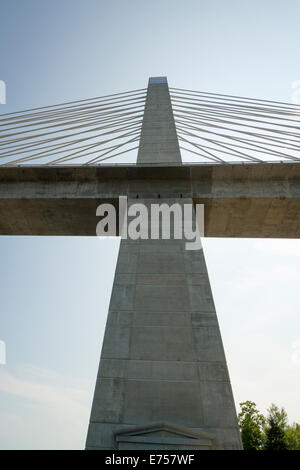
[285,423,300,450]
[264,404,288,450]
[238,401,265,450]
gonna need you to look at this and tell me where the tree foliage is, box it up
[238,401,265,450]
[263,404,288,450]
[285,423,300,450]
[239,401,300,450]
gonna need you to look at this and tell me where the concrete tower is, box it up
[85,77,242,450]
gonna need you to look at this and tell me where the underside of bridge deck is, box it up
[0,163,299,238]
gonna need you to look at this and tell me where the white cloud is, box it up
[0,364,92,449]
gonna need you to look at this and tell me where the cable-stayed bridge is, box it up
[0,77,299,450]
[1,80,299,166]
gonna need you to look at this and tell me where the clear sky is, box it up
[0,0,300,449]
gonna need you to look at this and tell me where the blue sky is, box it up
[0,0,300,449]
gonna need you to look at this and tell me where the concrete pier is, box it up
[85,78,242,450]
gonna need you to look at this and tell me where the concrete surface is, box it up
[0,163,299,237]
[85,78,242,450]
[86,198,242,450]
[137,77,181,164]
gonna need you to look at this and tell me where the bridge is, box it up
[0,77,299,450]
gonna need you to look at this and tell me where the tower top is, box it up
[148,76,168,84]
[137,76,181,164]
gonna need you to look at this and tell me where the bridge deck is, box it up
[0,163,299,237]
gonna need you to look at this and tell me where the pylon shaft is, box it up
[86,78,242,450]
